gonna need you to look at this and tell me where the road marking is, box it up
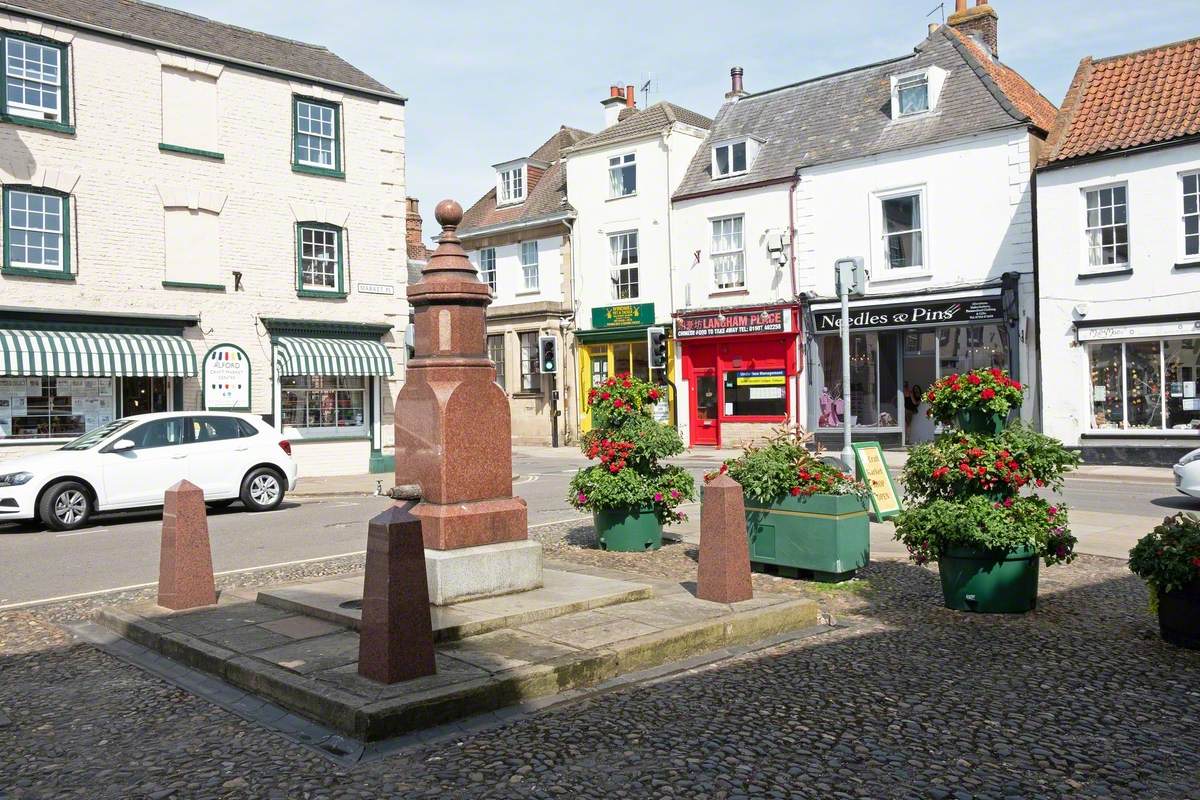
[55,529,107,538]
[529,516,589,529]
[0,550,367,612]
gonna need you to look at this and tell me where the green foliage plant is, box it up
[1129,513,1200,610]
[925,367,1025,424]
[705,427,869,505]
[567,374,695,524]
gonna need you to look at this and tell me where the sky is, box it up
[160,0,1200,243]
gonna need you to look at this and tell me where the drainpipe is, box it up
[561,217,577,444]
[788,168,802,428]
[662,129,680,432]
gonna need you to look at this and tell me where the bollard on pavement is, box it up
[696,474,754,604]
[157,479,217,610]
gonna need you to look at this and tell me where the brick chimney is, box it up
[947,0,998,58]
[405,198,430,261]
[602,85,627,128]
[725,66,748,101]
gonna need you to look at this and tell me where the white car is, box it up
[1175,447,1200,499]
[0,412,298,531]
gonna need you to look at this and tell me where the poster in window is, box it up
[97,397,113,412]
[71,397,86,413]
[10,396,26,414]
[81,397,102,412]
[203,343,252,411]
[97,413,113,427]
[95,377,113,393]
[82,379,98,393]
[25,378,40,395]
[85,414,99,430]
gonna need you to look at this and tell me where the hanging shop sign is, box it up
[203,343,251,411]
[1076,317,1200,343]
[812,296,1004,333]
[852,441,902,521]
[592,303,656,329]
[676,308,785,339]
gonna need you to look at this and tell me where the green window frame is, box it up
[292,96,343,178]
[0,31,73,134]
[295,222,346,298]
[2,186,73,280]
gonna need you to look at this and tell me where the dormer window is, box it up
[890,66,947,120]
[896,74,929,115]
[714,141,746,177]
[499,166,525,204]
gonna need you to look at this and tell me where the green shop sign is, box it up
[591,303,655,329]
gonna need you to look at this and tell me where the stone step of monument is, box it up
[255,567,653,643]
[94,578,820,743]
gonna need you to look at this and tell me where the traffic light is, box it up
[647,327,668,370]
[538,336,558,374]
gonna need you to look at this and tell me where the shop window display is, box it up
[0,377,115,440]
[280,375,366,435]
[1089,338,1200,432]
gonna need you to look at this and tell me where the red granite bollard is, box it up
[358,502,437,683]
[696,474,753,604]
[157,479,217,610]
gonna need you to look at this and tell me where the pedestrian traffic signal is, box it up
[648,327,668,370]
[538,336,557,374]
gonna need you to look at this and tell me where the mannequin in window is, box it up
[819,385,841,427]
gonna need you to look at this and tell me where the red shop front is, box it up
[675,304,802,448]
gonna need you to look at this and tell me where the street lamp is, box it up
[834,257,868,471]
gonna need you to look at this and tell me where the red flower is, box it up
[1011,381,1022,391]
[932,466,950,479]
[1192,557,1200,569]
[600,392,611,400]
[612,398,623,408]
[991,368,1002,379]
[968,447,983,458]
[967,374,982,386]
[648,389,659,401]
[790,486,802,496]
[1047,506,1058,517]
[980,388,996,400]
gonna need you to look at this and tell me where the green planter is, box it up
[955,409,1009,435]
[594,507,662,552]
[938,544,1040,613]
[744,493,870,582]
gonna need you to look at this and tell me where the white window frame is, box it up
[6,188,66,271]
[608,152,637,198]
[479,247,497,293]
[608,230,639,300]
[873,185,929,279]
[4,36,64,122]
[294,99,338,169]
[519,240,539,292]
[1081,182,1129,273]
[499,166,526,204]
[710,215,746,290]
[712,140,750,179]
[1181,171,1200,263]
[894,72,930,116]
[518,330,540,393]
[297,224,342,293]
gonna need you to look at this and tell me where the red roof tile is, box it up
[944,26,1058,133]
[1042,36,1200,165]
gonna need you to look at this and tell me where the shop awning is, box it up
[0,328,198,377]
[274,336,393,377]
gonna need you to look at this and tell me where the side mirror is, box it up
[111,439,135,452]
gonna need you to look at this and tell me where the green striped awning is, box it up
[0,328,198,377]
[274,336,393,377]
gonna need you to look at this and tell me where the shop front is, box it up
[1073,314,1200,465]
[576,302,674,432]
[0,310,196,456]
[805,290,1016,448]
[263,318,397,478]
[675,304,801,449]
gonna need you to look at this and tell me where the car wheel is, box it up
[241,468,284,512]
[39,481,93,532]
[206,499,237,510]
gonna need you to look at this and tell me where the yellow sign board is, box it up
[736,369,786,386]
[852,441,902,520]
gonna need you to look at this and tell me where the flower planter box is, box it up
[955,409,1008,435]
[744,493,870,582]
[594,507,662,552]
[1158,580,1200,650]
[938,544,1039,613]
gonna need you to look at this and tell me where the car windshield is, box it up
[59,419,136,451]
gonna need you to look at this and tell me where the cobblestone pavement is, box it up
[2,523,1198,799]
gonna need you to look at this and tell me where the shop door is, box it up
[691,369,719,446]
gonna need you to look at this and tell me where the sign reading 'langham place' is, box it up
[675,309,785,339]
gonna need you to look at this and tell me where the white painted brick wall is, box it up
[0,23,408,471]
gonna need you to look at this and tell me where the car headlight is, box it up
[0,471,33,486]
[1180,449,1200,467]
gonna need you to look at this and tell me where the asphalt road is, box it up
[0,450,1194,608]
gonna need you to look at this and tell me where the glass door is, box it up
[691,370,719,446]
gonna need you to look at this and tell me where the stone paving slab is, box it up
[95,574,819,741]
[256,566,653,641]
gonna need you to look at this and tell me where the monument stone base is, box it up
[425,539,543,605]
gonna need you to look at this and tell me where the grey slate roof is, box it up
[5,0,397,98]
[673,26,1045,199]
[565,101,712,153]
[458,127,592,239]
